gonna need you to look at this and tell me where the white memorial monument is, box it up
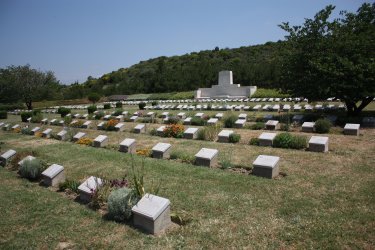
[195,71,257,99]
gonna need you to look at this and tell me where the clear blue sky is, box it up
[0,0,369,84]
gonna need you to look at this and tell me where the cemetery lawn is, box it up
[0,131,375,248]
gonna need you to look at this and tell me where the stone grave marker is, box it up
[302,122,315,132]
[132,194,171,235]
[344,123,360,136]
[119,138,136,153]
[78,176,103,202]
[130,115,138,122]
[82,121,92,129]
[258,132,277,147]
[184,127,199,139]
[93,135,108,147]
[18,155,36,167]
[42,164,65,187]
[156,126,166,136]
[215,113,223,120]
[57,130,67,140]
[0,149,16,167]
[195,148,218,167]
[265,120,279,130]
[177,112,186,119]
[115,122,125,132]
[234,119,246,128]
[41,118,48,125]
[97,121,105,130]
[238,113,247,120]
[308,136,329,152]
[134,124,145,134]
[152,143,172,159]
[31,127,40,135]
[207,118,218,125]
[183,117,192,125]
[252,155,280,179]
[42,128,52,138]
[73,132,86,142]
[103,114,111,120]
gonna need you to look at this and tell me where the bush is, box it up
[273,132,307,149]
[0,111,7,119]
[103,103,111,109]
[290,135,307,149]
[191,117,207,126]
[229,133,241,143]
[21,112,32,122]
[138,102,146,110]
[88,92,101,103]
[87,105,97,114]
[314,119,332,134]
[104,119,119,131]
[115,102,122,108]
[57,107,71,118]
[163,124,185,138]
[273,133,293,149]
[167,116,180,124]
[250,122,265,130]
[149,128,157,136]
[197,125,220,141]
[59,179,80,193]
[94,111,104,120]
[19,159,45,180]
[151,101,158,106]
[108,187,139,221]
[249,138,260,146]
[170,150,195,164]
[21,127,33,135]
[280,124,290,131]
[112,109,123,116]
[31,113,43,123]
[223,114,237,128]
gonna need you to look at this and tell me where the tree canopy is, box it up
[279,3,375,116]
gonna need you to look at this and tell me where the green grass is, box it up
[0,126,374,248]
[251,88,290,98]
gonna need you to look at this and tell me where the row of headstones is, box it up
[145,103,344,112]
[0,150,172,235]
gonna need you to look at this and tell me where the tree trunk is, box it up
[345,96,374,116]
[25,100,32,110]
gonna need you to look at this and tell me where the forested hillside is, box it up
[64,41,285,98]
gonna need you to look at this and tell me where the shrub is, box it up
[314,119,332,134]
[170,150,195,164]
[104,119,119,131]
[223,114,237,128]
[167,116,180,125]
[21,112,32,122]
[273,133,293,149]
[108,187,138,222]
[280,124,290,131]
[229,133,241,143]
[64,116,72,125]
[21,127,33,135]
[290,135,307,149]
[141,117,155,123]
[57,107,71,118]
[163,124,185,138]
[273,133,307,149]
[112,109,123,116]
[59,179,80,193]
[249,138,260,146]
[70,120,84,128]
[191,117,206,126]
[115,102,122,108]
[138,102,146,110]
[103,103,111,109]
[88,92,101,103]
[149,128,157,136]
[197,125,221,141]
[94,111,104,120]
[76,138,93,146]
[250,122,265,130]
[31,113,43,123]
[87,105,97,114]
[19,159,45,180]
[136,148,151,157]
[0,111,7,119]
[151,101,158,106]
[219,151,233,169]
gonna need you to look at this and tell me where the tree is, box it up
[279,3,375,116]
[88,92,101,104]
[2,65,59,110]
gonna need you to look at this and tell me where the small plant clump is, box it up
[87,105,97,114]
[20,112,32,122]
[138,102,146,110]
[249,138,260,146]
[223,113,237,128]
[136,148,151,157]
[103,103,111,109]
[191,117,207,126]
[273,132,307,149]
[21,127,33,135]
[57,107,71,118]
[104,119,119,131]
[0,110,7,119]
[229,133,241,143]
[163,124,185,138]
[59,179,80,193]
[19,159,45,180]
[107,187,139,222]
[314,118,332,134]
[250,122,265,130]
[76,138,93,146]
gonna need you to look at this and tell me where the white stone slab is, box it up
[42,128,52,135]
[344,123,360,130]
[266,120,279,126]
[195,148,218,160]
[115,122,125,129]
[207,118,218,124]
[309,136,328,145]
[134,124,145,130]
[259,132,277,141]
[238,114,247,119]
[132,194,170,220]
[78,176,103,194]
[83,121,91,126]
[31,127,40,133]
[42,164,64,179]
[1,149,16,160]
[57,130,67,137]
[215,113,223,119]
[184,117,192,122]
[11,124,20,129]
[73,132,86,140]
[157,126,166,132]
[195,112,204,118]
[94,135,107,143]
[253,155,280,169]
[184,127,198,134]
[120,138,135,147]
[235,119,246,125]
[152,143,171,153]
[218,130,233,137]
